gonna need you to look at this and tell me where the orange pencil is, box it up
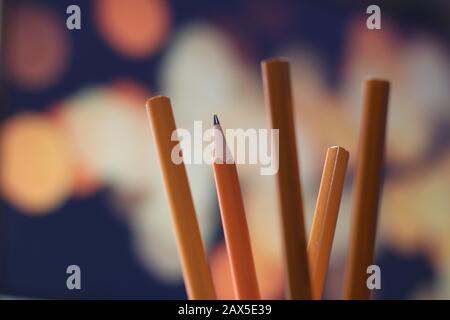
[262,58,311,299]
[344,79,390,300]
[308,146,349,300]
[212,115,260,300]
[146,96,216,300]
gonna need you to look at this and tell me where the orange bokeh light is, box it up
[95,0,171,58]
[109,80,152,110]
[0,114,73,214]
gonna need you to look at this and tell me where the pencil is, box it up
[261,58,311,299]
[145,96,216,300]
[212,115,260,300]
[343,79,390,300]
[307,146,349,300]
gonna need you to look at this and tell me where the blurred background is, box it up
[1,0,449,299]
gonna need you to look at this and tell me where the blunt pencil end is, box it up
[146,96,171,111]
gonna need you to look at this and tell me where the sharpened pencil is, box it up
[212,115,260,300]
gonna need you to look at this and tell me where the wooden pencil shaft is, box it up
[308,146,349,300]
[146,96,216,300]
[261,58,311,300]
[213,162,260,299]
[344,79,390,300]
[212,122,260,299]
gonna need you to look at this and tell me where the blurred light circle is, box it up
[58,87,154,190]
[160,23,255,125]
[403,37,450,118]
[109,79,153,110]
[342,18,433,165]
[381,150,450,255]
[71,162,101,198]
[50,105,102,198]
[0,114,73,214]
[95,0,171,58]
[130,196,184,283]
[4,5,70,90]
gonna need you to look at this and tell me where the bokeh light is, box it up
[4,4,70,90]
[70,162,101,198]
[95,0,171,58]
[2,0,449,300]
[57,87,152,190]
[341,18,433,165]
[131,196,184,282]
[110,80,153,109]
[0,113,73,214]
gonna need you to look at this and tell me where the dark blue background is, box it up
[1,0,444,299]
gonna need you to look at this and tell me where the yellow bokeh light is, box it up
[0,114,73,214]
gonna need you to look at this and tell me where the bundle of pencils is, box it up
[145,57,389,300]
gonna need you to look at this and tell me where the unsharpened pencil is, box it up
[308,146,349,300]
[344,79,390,300]
[261,58,311,299]
[145,96,216,300]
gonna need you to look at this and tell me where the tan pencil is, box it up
[344,79,390,300]
[308,146,349,300]
[212,115,260,300]
[145,96,216,300]
[261,58,311,299]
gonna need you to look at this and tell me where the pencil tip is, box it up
[213,114,220,125]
